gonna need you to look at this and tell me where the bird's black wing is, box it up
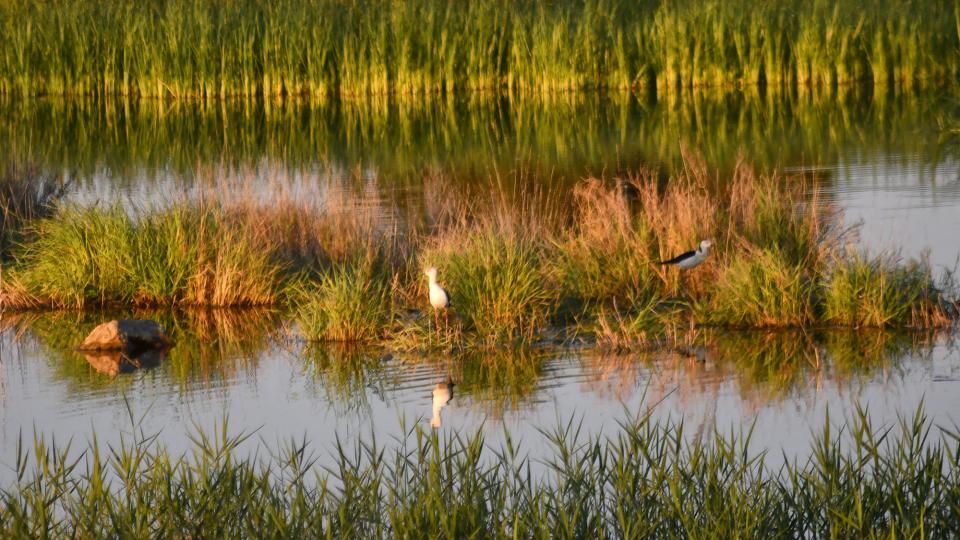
[659,250,695,265]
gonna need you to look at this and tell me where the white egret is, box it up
[424,267,451,334]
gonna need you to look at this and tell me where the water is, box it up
[0,316,957,478]
[1,87,959,475]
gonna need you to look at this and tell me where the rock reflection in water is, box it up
[83,348,166,377]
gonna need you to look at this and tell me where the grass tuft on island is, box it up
[0,161,956,346]
[3,406,960,537]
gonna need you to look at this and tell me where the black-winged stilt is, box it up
[659,239,713,269]
[424,267,451,333]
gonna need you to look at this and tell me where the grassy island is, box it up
[1,161,956,348]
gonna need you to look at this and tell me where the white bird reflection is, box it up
[431,379,454,428]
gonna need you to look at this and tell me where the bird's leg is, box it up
[444,309,450,336]
[434,307,441,337]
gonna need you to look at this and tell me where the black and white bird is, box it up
[659,239,713,269]
[424,267,451,333]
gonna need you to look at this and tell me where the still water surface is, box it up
[0,319,957,477]
[1,88,959,474]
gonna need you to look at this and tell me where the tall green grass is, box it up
[1,205,282,309]
[708,249,817,327]
[0,0,956,98]
[295,259,393,342]
[822,252,953,328]
[3,406,960,536]
[424,231,557,345]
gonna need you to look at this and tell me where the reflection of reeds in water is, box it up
[162,308,279,384]
[298,344,396,414]
[1,90,955,184]
[576,329,942,417]
[577,352,647,402]
[706,329,937,405]
[410,348,546,419]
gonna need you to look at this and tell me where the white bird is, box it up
[659,239,713,269]
[424,267,451,334]
[431,379,454,428]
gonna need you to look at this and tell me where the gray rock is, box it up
[77,320,172,352]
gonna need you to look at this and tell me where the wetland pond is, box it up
[1,87,959,476]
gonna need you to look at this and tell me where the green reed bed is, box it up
[1,205,282,309]
[822,252,952,328]
[2,406,960,537]
[294,259,393,342]
[423,230,557,345]
[0,0,957,98]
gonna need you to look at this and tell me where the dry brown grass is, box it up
[195,165,407,269]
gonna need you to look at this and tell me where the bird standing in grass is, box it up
[424,267,451,334]
[660,239,713,269]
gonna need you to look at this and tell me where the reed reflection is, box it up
[579,329,940,416]
[0,309,947,429]
[2,88,955,198]
[297,344,398,414]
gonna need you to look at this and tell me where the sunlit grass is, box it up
[708,248,817,327]
[294,259,393,342]
[1,205,282,309]
[554,178,659,310]
[822,251,954,328]
[0,0,956,98]
[0,159,956,344]
[424,230,557,345]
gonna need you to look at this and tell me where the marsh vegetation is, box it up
[2,404,959,537]
[1,0,957,98]
[1,2,959,532]
[1,160,955,348]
